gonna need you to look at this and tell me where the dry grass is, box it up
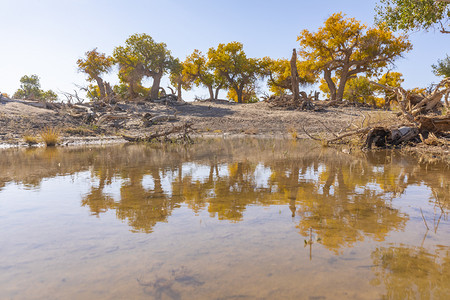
[23,135,39,146]
[40,127,60,147]
[244,127,258,135]
[287,127,298,139]
[422,133,449,146]
[64,126,95,136]
[362,111,396,128]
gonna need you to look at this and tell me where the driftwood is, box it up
[364,126,419,149]
[96,113,128,125]
[267,93,319,111]
[370,78,449,125]
[122,123,194,143]
[416,115,450,132]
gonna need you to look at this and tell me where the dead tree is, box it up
[290,49,300,102]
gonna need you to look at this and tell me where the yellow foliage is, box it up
[23,135,39,146]
[208,42,263,103]
[262,57,316,95]
[298,12,412,101]
[227,85,258,103]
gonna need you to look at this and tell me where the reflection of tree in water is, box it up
[371,246,450,299]
[1,139,447,248]
[283,160,409,253]
[79,144,412,249]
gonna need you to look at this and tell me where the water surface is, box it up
[0,139,449,299]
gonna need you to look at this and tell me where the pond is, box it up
[0,138,449,299]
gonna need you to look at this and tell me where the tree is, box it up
[182,49,223,100]
[13,74,58,102]
[298,13,412,102]
[77,48,113,99]
[14,75,41,100]
[319,72,404,107]
[208,42,263,103]
[375,0,450,33]
[261,57,316,96]
[169,58,191,101]
[376,71,404,107]
[227,84,259,103]
[113,33,177,100]
[432,55,450,77]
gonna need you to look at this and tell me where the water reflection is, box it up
[0,138,449,299]
[1,139,447,245]
[371,245,450,299]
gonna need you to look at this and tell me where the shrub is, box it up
[40,127,60,147]
[23,135,39,146]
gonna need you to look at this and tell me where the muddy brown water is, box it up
[0,138,449,299]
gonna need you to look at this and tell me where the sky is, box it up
[1,0,449,100]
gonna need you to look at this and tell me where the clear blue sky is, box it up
[1,0,449,100]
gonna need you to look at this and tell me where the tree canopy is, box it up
[182,49,223,100]
[432,55,450,77]
[261,57,315,96]
[13,74,58,102]
[113,33,177,100]
[77,48,113,99]
[208,42,263,103]
[375,0,450,33]
[298,13,412,101]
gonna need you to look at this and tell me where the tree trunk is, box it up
[290,49,299,101]
[128,81,137,99]
[324,69,336,101]
[236,87,243,103]
[177,77,183,101]
[336,68,349,102]
[207,85,214,100]
[150,73,162,100]
[214,85,222,100]
[177,85,182,101]
[94,76,106,99]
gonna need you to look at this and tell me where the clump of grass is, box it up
[287,127,298,139]
[213,129,223,133]
[40,127,60,147]
[23,135,39,146]
[64,126,95,136]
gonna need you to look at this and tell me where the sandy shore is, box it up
[0,98,448,163]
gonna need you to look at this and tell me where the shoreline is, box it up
[1,98,448,164]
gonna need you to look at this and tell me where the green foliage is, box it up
[112,83,128,99]
[13,74,58,102]
[298,12,412,101]
[375,0,450,33]
[432,55,450,77]
[113,33,177,100]
[208,42,264,103]
[41,90,58,102]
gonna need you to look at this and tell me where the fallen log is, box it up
[417,115,450,132]
[122,123,194,143]
[364,126,419,149]
[96,113,128,125]
[149,115,178,123]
